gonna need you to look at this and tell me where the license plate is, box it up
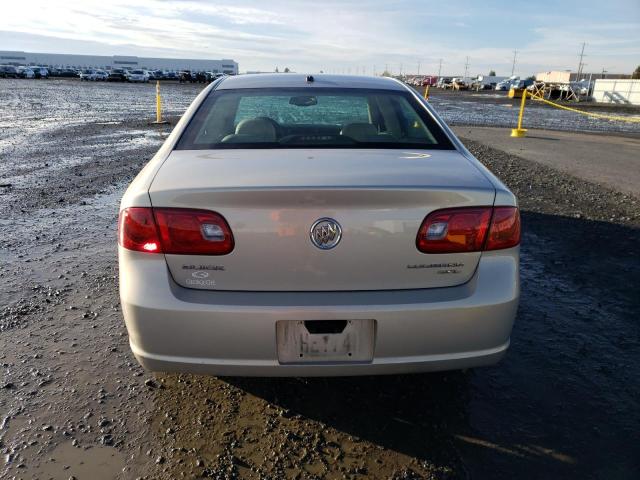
[276,319,375,364]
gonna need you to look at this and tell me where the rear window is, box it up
[176,87,453,150]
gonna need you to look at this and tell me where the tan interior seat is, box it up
[340,122,379,142]
[235,118,277,141]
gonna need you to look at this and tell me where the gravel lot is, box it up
[1,79,639,479]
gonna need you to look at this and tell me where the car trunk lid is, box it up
[148,149,495,291]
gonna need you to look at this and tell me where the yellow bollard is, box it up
[510,90,528,137]
[423,84,430,100]
[153,80,168,124]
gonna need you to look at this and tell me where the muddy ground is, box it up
[1,80,639,479]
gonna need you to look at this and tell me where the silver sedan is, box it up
[118,74,520,376]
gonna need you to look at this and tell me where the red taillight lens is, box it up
[417,206,520,253]
[118,207,162,253]
[153,208,234,255]
[118,207,234,255]
[485,206,520,251]
[417,207,492,253]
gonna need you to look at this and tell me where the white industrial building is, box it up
[0,50,238,74]
[592,79,640,106]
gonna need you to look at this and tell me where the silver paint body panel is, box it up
[150,149,495,291]
[118,74,520,376]
[120,247,518,376]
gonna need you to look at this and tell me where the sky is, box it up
[1,0,638,76]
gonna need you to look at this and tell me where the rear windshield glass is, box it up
[175,87,453,150]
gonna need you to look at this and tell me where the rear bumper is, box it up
[119,248,519,376]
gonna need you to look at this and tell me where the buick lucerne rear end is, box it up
[118,74,520,376]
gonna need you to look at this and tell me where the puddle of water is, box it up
[23,442,126,479]
[0,415,28,443]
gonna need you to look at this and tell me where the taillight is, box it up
[153,208,234,255]
[416,206,520,253]
[417,207,492,253]
[118,207,234,255]
[118,207,162,253]
[485,207,520,251]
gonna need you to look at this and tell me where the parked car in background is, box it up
[511,78,534,90]
[51,68,79,78]
[496,76,519,91]
[179,70,194,83]
[148,70,164,80]
[164,70,179,80]
[422,76,438,87]
[452,78,468,90]
[0,65,19,78]
[118,74,520,377]
[17,67,35,79]
[79,69,95,81]
[108,68,128,82]
[573,80,592,97]
[79,69,108,81]
[30,66,49,79]
[193,71,209,83]
[436,77,452,89]
[471,75,507,91]
[127,69,150,83]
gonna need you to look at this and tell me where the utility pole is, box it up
[601,68,607,79]
[463,56,470,81]
[577,42,586,78]
[437,58,443,78]
[511,50,518,76]
[417,61,421,76]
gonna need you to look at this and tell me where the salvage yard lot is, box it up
[1,79,639,479]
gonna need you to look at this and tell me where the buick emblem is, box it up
[310,218,342,250]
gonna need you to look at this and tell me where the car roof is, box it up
[216,73,406,91]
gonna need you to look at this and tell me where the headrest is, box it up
[235,118,277,141]
[340,122,378,141]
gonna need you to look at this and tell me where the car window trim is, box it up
[175,87,455,151]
